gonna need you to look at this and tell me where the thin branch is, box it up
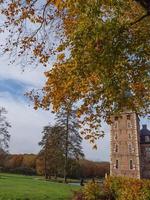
[30,1,50,39]
[131,13,149,26]
[30,0,39,7]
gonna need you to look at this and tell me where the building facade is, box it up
[110,111,150,179]
[140,125,150,178]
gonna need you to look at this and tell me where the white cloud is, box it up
[0,57,48,88]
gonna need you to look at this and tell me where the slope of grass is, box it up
[0,173,80,200]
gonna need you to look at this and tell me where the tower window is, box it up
[116,160,119,169]
[127,115,131,120]
[130,160,133,170]
[128,144,132,153]
[115,116,118,121]
[127,121,132,129]
[145,136,150,142]
[115,144,119,153]
[132,147,135,153]
[145,147,150,157]
[145,147,150,152]
[114,132,118,140]
[128,132,132,139]
[114,121,118,129]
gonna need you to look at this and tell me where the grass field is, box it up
[0,173,80,200]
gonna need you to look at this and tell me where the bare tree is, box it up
[0,107,11,151]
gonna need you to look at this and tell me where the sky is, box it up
[0,55,111,161]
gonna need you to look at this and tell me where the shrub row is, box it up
[0,166,36,176]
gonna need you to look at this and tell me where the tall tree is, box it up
[0,1,150,142]
[39,104,84,182]
[0,107,11,151]
[39,125,64,179]
[56,103,84,183]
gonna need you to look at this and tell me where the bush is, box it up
[104,176,150,200]
[83,181,104,200]
[72,181,107,200]
[73,177,150,200]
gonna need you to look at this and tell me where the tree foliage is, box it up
[0,1,150,142]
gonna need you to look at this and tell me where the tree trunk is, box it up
[54,173,58,180]
[64,113,69,183]
[44,142,48,180]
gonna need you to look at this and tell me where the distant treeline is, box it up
[0,151,110,179]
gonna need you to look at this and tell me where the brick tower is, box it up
[110,111,141,179]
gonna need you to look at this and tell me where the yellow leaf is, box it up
[54,0,61,7]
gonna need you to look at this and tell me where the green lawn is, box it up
[0,173,80,200]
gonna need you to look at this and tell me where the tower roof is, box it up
[140,125,150,144]
[140,125,150,135]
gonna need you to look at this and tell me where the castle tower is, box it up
[110,111,141,179]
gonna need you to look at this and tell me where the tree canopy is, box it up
[0,0,150,141]
[39,121,84,181]
[39,125,65,179]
